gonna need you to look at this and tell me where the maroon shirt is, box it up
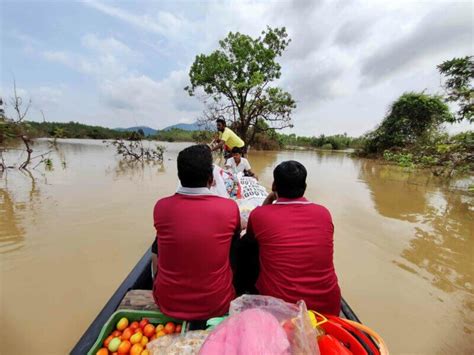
[153,189,240,320]
[247,197,341,315]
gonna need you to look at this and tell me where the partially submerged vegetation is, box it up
[357,56,473,177]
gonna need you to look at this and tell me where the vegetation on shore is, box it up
[357,56,473,177]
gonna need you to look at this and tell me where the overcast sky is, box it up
[1,0,472,135]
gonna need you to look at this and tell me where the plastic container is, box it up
[88,309,182,355]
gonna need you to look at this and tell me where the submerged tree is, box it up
[185,27,296,146]
[438,56,473,123]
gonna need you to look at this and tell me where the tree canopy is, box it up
[185,27,296,145]
[363,92,453,154]
[438,56,473,123]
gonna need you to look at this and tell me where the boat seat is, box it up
[118,289,159,311]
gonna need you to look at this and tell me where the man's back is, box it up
[153,192,240,320]
[247,197,341,314]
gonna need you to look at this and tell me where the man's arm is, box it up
[151,237,158,279]
[211,140,225,151]
[262,191,277,205]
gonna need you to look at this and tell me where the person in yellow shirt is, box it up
[212,118,245,158]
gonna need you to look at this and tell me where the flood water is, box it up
[1,139,473,354]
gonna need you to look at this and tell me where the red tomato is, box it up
[164,322,175,334]
[103,335,114,347]
[117,340,132,354]
[121,327,133,341]
[143,324,155,337]
[111,330,122,338]
[139,318,149,329]
[130,321,140,330]
[175,324,182,334]
[96,348,109,355]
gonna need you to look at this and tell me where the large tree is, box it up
[437,56,473,123]
[185,27,296,145]
[363,92,453,154]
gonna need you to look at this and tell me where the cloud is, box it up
[334,17,375,47]
[98,70,200,128]
[360,2,473,87]
[81,0,190,39]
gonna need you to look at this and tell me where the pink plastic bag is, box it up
[200,295,319,355]
[199,308,290,355]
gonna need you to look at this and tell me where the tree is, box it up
[363,92,453,154]
[438,56,473,123]
[185,27,296,145]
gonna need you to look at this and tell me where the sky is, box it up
[1,0,472,135]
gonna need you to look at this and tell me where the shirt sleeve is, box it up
[244,159,251,170]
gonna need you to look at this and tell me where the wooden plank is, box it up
[118,289,160,311]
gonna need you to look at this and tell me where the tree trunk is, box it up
[19,135,33,169]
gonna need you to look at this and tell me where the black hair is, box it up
[231,146,242,154]
[216,117,226,126]
[273,160,307,198]
[177,144,213,188]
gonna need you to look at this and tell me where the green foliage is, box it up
[438,56,473,123]
[275,132,362,150]
[186,27,295,144]
[362,92,453,154]
[383,151,415,168]
[110,139,165,162]
[23,121,128,140]
[192,130,213,143]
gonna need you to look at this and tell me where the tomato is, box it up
[134,328,143,334]
[108,337,121,353]
[150,334,157,341]
[156,330,166,338]
[103,335,114,347]
[139,318,149,329]
[116,317,129,331]
[175,324,182,334]
[121,327,133,341]
[130,321,140,330]
[140,335,149,347]
[141,350,150,355]
[155,324,164,333]
[143,324,155,337]
[111,330,122,338]
[96,348,109,355]
[130,344,144,355]
[130,332,143,344]
[117,340,132,354]
[164,322,175,334]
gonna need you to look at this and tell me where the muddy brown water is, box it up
[1,139,473,354]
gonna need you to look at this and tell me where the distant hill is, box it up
[114,126,157,136]
[162,122,201,131]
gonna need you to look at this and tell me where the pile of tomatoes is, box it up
[96,317,182,355]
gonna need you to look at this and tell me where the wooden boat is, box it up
[71,247,362,354]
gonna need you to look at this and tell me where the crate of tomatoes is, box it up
[89,309,183,355]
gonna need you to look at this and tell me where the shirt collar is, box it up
[177,186,214,196]
[274,197,312,205]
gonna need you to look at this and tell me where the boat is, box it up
[71,246,362,354]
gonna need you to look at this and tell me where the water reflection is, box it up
[0,169,42,254]
[108,160,166,180]
[359,161,474,333]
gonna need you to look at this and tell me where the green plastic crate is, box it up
[88,309,182,355]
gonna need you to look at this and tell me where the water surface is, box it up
[1,139,472,354]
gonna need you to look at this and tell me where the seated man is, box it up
[152,144,240,320]
[245,160,341,315]
[212,117,245,158]
[225,147,257,178]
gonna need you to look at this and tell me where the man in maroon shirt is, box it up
[245,160,341,315]
[152,145,240,320]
